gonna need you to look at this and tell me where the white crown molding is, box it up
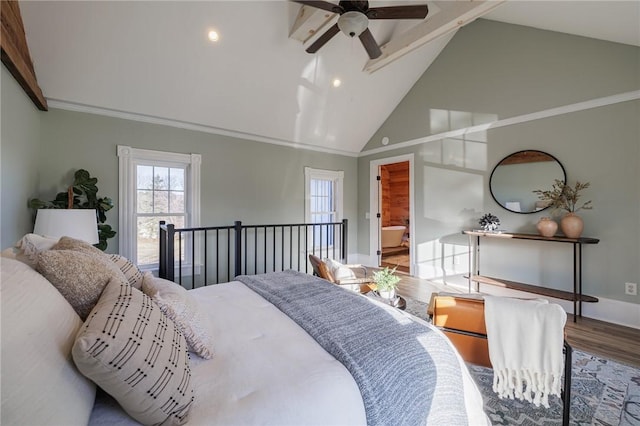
[360,90,640,156]
[46,90,639,159]
[47,99,360,158]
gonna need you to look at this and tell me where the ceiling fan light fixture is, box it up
[337,11,368,37]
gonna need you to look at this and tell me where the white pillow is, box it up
[0,257,96,425]
[12,233,60,268]
[323,258,356,281]
[142,273,215,359]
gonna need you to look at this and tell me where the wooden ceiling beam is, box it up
[1,0,47,110]
[363,1,506,74]
[289,4,336,44]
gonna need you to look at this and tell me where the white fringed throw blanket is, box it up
[484,296,567,408]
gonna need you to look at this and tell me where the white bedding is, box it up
[90,281,366,425]
[90,281,488,425]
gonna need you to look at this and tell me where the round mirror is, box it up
[489,150,566,214]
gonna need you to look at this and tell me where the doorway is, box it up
[369,154,414,275]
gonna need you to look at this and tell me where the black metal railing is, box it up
[159,219,348,288]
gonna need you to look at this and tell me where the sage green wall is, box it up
[363,19,639,150]
[358,19,640,306]
[1,66,43,248]
[35,108,358,254]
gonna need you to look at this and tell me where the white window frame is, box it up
[304,167,344,223]
[118,145,201,270]
[304,167,344,252]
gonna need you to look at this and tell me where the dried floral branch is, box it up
[533,179,593,213]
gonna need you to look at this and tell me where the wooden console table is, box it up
[463,230,599,322]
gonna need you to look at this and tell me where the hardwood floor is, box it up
[393,272,640,368]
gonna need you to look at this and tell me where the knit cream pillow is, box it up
[73,279,194,425]
[142,273,215,359]
[54,237,144,289]
[36,250,129,320]
[52,236,105,256]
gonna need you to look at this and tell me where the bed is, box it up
[1,235,489,426]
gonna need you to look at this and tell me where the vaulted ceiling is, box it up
[19,1,640,156]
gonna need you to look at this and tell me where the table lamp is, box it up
[33,209,100,244]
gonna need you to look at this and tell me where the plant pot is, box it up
[561,213,584,239]
[378,288,396,301]
[536,217,558,237]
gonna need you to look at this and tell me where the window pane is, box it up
[154,190,169,213]
[137,165,153,190]
[137,190,153,213]
[170,191,185,213]
[154,167,169,190]
[170,168,185,190]
[310,178,335,216]
[137,215,185,266]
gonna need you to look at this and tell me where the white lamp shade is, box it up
[34,209,100,244]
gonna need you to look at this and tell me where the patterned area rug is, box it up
[467,349,640,425]
[401,296,640,425]
[403,297,430,320]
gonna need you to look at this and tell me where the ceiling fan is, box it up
[293,1,429,59]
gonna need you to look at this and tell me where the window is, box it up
[118,146,201,269]
[304,167,344,248]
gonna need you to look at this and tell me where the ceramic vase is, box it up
[561,213,584,238]
[537,217,558,237]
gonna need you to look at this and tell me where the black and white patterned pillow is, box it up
[108,254,144,289]
[72,280,194,425]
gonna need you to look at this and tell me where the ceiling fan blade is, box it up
[358,28,382,59]
[306,23,341,54]
[292,0,343,14]
[366,4,428,20]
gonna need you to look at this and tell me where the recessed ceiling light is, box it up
[208,30,219,42]
[332,78,342,88]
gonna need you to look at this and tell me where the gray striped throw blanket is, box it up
[237,270,469,426]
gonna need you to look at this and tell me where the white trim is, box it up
[368,154,415,274]
[117,145,201,265]
[117,146,136,259]
[582,297,640,330]
[49,99,359,158]
[304,167,344,223]
[47,91,638,159]
[360,90,640,156]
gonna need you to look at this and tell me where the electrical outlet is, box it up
[625,282,637,296]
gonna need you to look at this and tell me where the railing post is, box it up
[166,223,175,282]
[234,221,242,278]
[342,219,348,262]
[159,221,166,279]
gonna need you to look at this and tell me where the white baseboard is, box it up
[581,297,640,329]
